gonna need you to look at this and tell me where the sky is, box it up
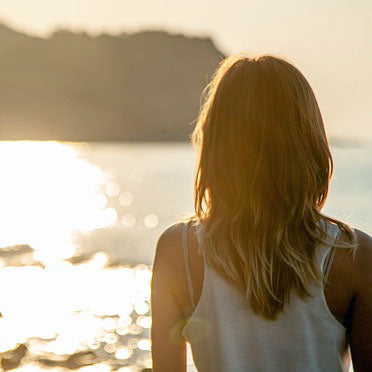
[0,0,371,140]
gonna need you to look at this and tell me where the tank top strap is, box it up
[195,221,203,245]
[182,221,196,308]
[318,220,342,286]
[323,246,336,284]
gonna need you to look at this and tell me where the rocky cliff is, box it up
[0,24,225,141]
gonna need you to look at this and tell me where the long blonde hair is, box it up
[185,53,357,320]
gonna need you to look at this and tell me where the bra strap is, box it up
[182,221,196,308]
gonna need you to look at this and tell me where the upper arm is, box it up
[349,228,372,371]
[150,224,187,372]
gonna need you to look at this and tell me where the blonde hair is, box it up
[184,53,357,320]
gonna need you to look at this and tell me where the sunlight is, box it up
[0,141,116,264]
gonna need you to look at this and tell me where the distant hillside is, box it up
[0,24,225,141]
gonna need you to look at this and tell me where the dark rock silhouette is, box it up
[0,245,44,267]
[0,344,27,370]
[37,351,97,369]
[0,24,225,141]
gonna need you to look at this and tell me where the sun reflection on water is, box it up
[0,141,116,263]
[0,254,153,370]
[0,141,153,371]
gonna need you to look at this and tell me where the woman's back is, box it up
[150,54,372,371]
[181,218,350,371]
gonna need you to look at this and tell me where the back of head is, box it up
[190,53,357,319]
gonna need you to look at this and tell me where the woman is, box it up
[150,54,372,371]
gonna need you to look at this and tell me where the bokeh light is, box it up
[121,213,136,228]
[144,214,159,228]
[119,192,134,207]
[105,182,121,197]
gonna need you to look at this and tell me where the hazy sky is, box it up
[0,0,371,139]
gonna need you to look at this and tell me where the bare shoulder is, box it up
[151,222,186,288]
[333,226,372,287]
[353,228,372,263]
[352,228,372,289]
[153,222,185,264]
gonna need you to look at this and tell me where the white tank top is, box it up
[180,219,351,371]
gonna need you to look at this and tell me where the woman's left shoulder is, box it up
[152,221,189,285]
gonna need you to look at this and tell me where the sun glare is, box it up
[0,141,116,263]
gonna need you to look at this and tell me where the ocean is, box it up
[0,141,370,371]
